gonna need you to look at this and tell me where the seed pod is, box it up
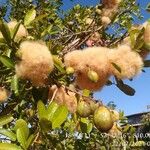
[77,100,92,117]
[88,70,99,83]
[94,106,113,132]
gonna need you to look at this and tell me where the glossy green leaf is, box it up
[11,21,22,40]
[0,19,11,43]
[11,75,19,96]
[24,8,36,26]
[15,119,29,140]
[17,128,27,150]
[0,129,16,141]
[0,115,14,126]
[47,101,59,121]
[26,134,35,149]
[52,105,68,129]
[37,100,47,120]
[0,55,14,69]
[0,143,22,150]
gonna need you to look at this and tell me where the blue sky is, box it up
[61,0,150,115]
[0,0,149,115]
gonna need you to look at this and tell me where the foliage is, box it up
[0,0,149,149]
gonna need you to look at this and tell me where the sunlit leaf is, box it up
[17,128,27,150]
[24,8,36,26]
[52,105,68,129]
[15,119,29,140]
[47,101,59,121]
[37,100,47,120]
[0,19,11,43]
[0,143,22,150]
[0,115,14,126]
[0,129,16,141]
[11,75,19,96]
[0,55,14,69]
[11,21,22,40]
[26,134,35,149]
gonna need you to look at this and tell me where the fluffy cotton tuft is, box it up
[16,41,54,86]
[108,45,143,79]
[0,87,9,102]
[64,47,111,91]
[101,16,111,25]
[64,50,83,70]
[49,86,77,113]
[102,0,121,8]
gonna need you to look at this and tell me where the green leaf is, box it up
[0,143,22,150]
[26,134,35,149]
[0,129,16,141]
[37,100,47,120]
[144,60,150,67]
[39,118,52,132]
[47,101,59,121]
[11,21,22,40]
[111,62,121,73]
[15,119,29,140]
[0,115,14,126]
[11,75,19,96]
[80,118,93,133]
[117,83,135,96]
[0,55,14,69]
[52,105,68,129]
[31,14,48,23]
[0,19,11,43]
[17,128,27,150]
[53,55,65,73]
[24,8,36,26]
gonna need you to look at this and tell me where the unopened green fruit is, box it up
[66,67,74,74]
[94,106,113,132]
[88,70,99,83]
[77,100,91,117]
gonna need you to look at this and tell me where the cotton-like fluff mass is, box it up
[16,41,54,87]
[0,87,9,102]
[101,16,111,25]
[102,0,121,8]
[64,47,111,91]
[0,20,28,41]
[108,45,143,79]
[64,50,83,70]
[49,85,77,113]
